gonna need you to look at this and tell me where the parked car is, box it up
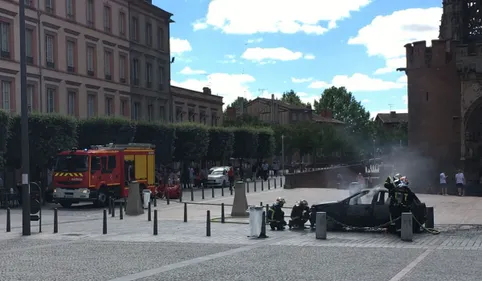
[206,166,230,187]
[309,187,427,232]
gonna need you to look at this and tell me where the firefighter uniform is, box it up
[385,176,414,232]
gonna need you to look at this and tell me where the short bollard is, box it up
[221,203,225,223]
[401,212,413,242]
[124,198,127,211]
[166,192,170,205]
[268,179,271,190]
[315,212,327,240]
[108,199,112,215]
[179,191,182,202]
[111,200,115,218]
[183,203,188,223]
[6,208,10,233]
[148,202,152,221]
[211,185,215,198]
[53,208,58,234]
[260,202,263,207]
[153,197,157,207]
[274,178,277,189]
[153,210,158,235]
[119,202,124,220]
[261,180,264,191]
[206,210,211,237]
[221,185,224,196]
[202,186,205,199]
[426,207,434,229]
[230,186,233,195]
[39,208,42,233]
[280,177,283,188]
[190,187,194,201]
[254,180,257,192]
[103,209,107,235]
[259,211,268,238]
[246,181,250,193]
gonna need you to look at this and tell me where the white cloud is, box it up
[242,47,315,62]
[218,54,237,64]
[179,66,207,75]
[308,73,406,92]
[170,38,192,55]
[291,77,313,83]
[370,108,407,119]
[247,38,263,43]
[193,0,371,35]
[172,73,256,108]
[397,76,407,83]
[304,54,316,60]
[348,7,442,74]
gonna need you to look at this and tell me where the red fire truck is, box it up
[52,143,157,208]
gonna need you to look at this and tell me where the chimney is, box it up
[202,87,211,95]
[390,111,396,118]
[271,94,274,100]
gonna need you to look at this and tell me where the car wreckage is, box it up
[309,187,427,232]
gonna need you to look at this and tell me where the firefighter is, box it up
[385,175,415,233]
[288,199,310,229]
[267,197,286,230]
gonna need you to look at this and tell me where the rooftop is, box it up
[375,111,408,124]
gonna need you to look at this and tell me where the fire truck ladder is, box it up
[90,143,156,150]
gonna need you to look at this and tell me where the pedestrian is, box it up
[455,169,465,196]
[228,165,235,191]
[273,161,279,177]
[439,171,448,195]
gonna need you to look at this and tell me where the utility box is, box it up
[142,190,151,209]
[248,206,264,237]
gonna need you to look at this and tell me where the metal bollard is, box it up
[103,209,107,235]
[53,208,58,234]
[153,210,158,235]
[154,197,157,207]
[268,179,271,190]
[183,203,187,223]
[259,211,268,238]
[261,180,264,191]
[221,185,224,196]
[274,178,277,189]
[166,191,170,205]
[111,200,115,217]
[315,212,327,240]
[426,207,434,229]
[280,177,282,188]
[254,180,257,192]
[260,202,263,207]
[401,212,413,242]
[190,187,194,201]
[246,181,249,193]
[211,185,215,198]
[6,208,10,232]
[202,186,205,199]
[119,202,123,220]
[39,207,42,233]
[206,210,211,237]
[124,197,127,211]
[179,190,182,202]
[108,198,112,215]
[221,203,225,223]
[148,202,152,221]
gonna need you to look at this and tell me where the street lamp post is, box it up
[281,134,285,175]
[19,0,31,235]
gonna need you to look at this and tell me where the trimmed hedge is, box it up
[0,110,10,169]
[1,115,277,170]
[6,114,78,170]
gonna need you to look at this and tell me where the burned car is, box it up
[309,187,427,232]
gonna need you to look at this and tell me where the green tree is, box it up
[77,117,136,149]
[206,127,235,162]
[173,123,210,162]
[290,121,323,156]
[281,90,303,106]
[232,127,258,159]
[223,114,265,127]
[134,122,175,166]
[0,110,11,169]
[228,97,249,109]
[256,128,275,160]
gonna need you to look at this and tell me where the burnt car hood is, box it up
[312,201,339,207]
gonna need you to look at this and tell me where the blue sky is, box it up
[155,0,443,117]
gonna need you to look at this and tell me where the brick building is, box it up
[401,0,482,184]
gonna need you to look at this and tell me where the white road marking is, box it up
[388,248,434,281]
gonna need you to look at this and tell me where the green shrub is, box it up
[255,127,275,159]
[6,114,77,170]
[173,123,209,162]
[206,127,234,161]
[134,122,175,166]
[77,117,135,149]
[232,127,258,159]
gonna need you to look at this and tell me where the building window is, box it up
[188,108,195,122]
[132,102,140,120]
[159,106,165,121]
[45,34,55,68]
[145,23,152,46]
[131,17,138,41]
[119,12,126,36]
[66,0,75,19]
[175,107,183,122]
[0,22,11,59]
[105,97,113,116]
[147,104,153,121]
[200,111,207,125]
[46,87,55,113]
[120,99,128,117]
[104,50,112,80]
[45,0,54,13]
[25,28,33,64]
[146,62,152,88]
[87,45,95,76]
[27,84,34,112]
[86,0,94,27]
[103,6,111,32]
[24,0,32,7]
[1,81,11,111]
[158,65,164,90]
[67,91,76,116]
[87,93,96,117]
[119,55,126,83]
[157,27,164,50]
[211,113,218,126]
[132,58,139,85]
[66,40,75,72]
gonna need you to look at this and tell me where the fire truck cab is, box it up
[52,143,156,208]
